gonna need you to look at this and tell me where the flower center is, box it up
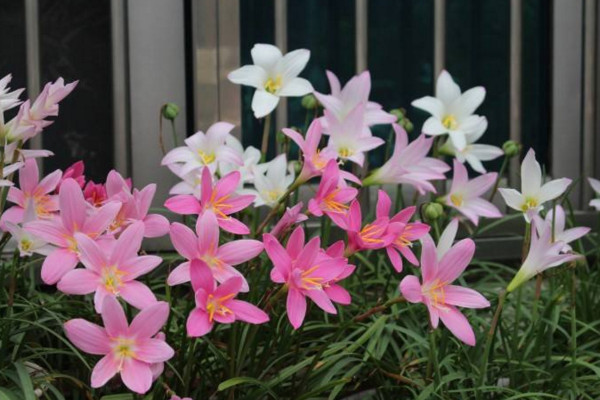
[208,191,233,219]
[338,147,354,158]
[113,337,136,362]
[521,196,539,212]
[102,266,126,294]
[323,189,349,213]
[264,75,282,94]
[311,151,327,170]
[360,223,385,244]
[33,194,54,218]
[442,115,458,130]
[197,150,216,165]
[422,279,448,309]
[300,265,323,290]
[262,189,284,203]
[450,193,464,207]
[206,293,235,322]
[19,238,33,253]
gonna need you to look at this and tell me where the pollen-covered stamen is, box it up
[264,75,282,94]
[311,151,328,171]
[33,194,55,218]
[300,265,324,290]
[262,189,284,203]
[450,193,464,207]
[338,147,354,158]
[442,114,458,130]
[208,191,234,219]
[102,266,127,294]
[422,279,448,309]
[323,190,349,213]
[112,337,136,369]
[359,223,385,244]
[19,238,33,253]
[197,150,216,165]
[206,293,235,322]
[521,196,539,212]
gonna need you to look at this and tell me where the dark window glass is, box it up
[39,0,113,182]
[0,1,27,92]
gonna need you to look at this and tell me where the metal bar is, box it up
[24,0,42,152]
[509,0,522,187]
[582,0,596,203]
[111,0,131,175]
[217,0,241,138]
[355,0,368,73]
[275,0,288,133]
[434,0,446,76]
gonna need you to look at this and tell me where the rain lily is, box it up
[307,160,358,227]
[323,104,384,166]
[499,149,571,222]
[375,190,430,272]
[83,180,108,206]
[342,199,397,255]
[6,219,53,258]
[363,124,449,194]
[2,158,62,226]
[21,78,78,135]
[321,240,355,305]
[400,236,490,346]
[444,159,501,225]
[186,260,269,337]
[164,167,255,235]
[57,221,162,312]
[105,170,170,237]
[439,118,503,173]
[58,160,85,190]
[0,162,24,188]
[248,154,295,207]
[161,122,242,176]
[167,211,263,291]
[533,205,590,253]
[507,221,580,292]
[270,202,308,237]
[412,70,487,151]
[314,70,395,132]
[228,43,313,118]
[0,74,24,113]
[589,178,600,210]
[219,136,262,185]
[263,227,348,329]
[25,179,121,284]
[435,218,460,260]
[63,296,173,394]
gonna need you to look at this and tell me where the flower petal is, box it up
[286,288,307,329]
[129,301,169,338]
[252,90,280,119]
[91,354,119,388]
[63,319,110,355]
[228,299,270,324]
[121,358,153,394]
[438,306,476,346]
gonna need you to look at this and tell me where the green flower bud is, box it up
[424,202,444,221]
[162,103,180,121]
[301,94,318,110]
[403,119,414,133]
[389,108,405,122]
[502,140,521,158]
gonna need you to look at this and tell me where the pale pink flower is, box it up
[363,124,449,194]
[0,74,24,113]
[104,170,169,238]
[63,297,173,394]
[263,227,349,329]
[21,78,78,135]
[400,236,490,346]
[270,202,308,237]
[533,205,590,253]
[375,190,430,272]
[186,260,269,337]
[164,167,255,235]
[588,178,600,210]
[307,160,358,228]
[444,159,501,225]
[167,211,263,291]
[25,179,121,284]
[57,221,161,312]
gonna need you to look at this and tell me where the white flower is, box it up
[439,117,503,174]
[248,154,295,208]
[228,44,313,118]
[532,205,590,253]
[412,70,486,151]
[161,122,242,176]
[588,178,600,210]
[219,135,262,185]
[499,148,571,222]
[0,74,24,114]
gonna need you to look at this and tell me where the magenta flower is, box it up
[167,211,263,291]
[444,159,501,225]
[25,179,121,284]
[57,221,162,312]
[270,202,308,237]
[321,240,355,305]
[375,190,430,272]
[307,160,358,228]
[186,260,269,337]
[400,236,490,346]
[364,124,449,194]
[1,159,62,227]
[263,227,348,329]
[105,170,169,238]
[343,199,397,255]
[63,296,173,394]
[84,180,108,206]
[164,167,255,235]
[58,160,85,190]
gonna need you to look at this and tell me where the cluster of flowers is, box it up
[2,43,597,396]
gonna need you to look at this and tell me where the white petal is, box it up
[464,154,486,174]
[422,117,447,135]
[277,49,310,81]
[498,188,525,211]
[251,44,282,71]
[521,148,542,196]
[588,177,600,194]
[436,70,461,105]
[538,178,571,203]
[455,87,486,118]
[448,130,467,151]
[469,144,503,161]
[411,96,444,119]
[252,90,280,119]
[278,77,313,97]
[228,65,267,89]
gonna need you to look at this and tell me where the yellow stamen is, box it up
[450,193,464,207]
[20,238,32,252]
[301,265,323,290]
[442,114,458,130]
[264,75,282,94]
[360,223,384,244]
[323,189,349,213]
[206,293,235,322]
[102,266,127,294]
[422,279,448,308]
[521,196,538,212]
[338,147,354,158]
[197,150,216,165]
[262,189,284,203]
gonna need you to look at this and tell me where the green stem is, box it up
[488,155,509,202]
[170,119,179,147]
[477,291,507,399]
[254,179,302,236]
[183,339,198,395]
[260,114,272,162]
[427,329,441,387]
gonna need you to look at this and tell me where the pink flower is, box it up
[170,395,192,400]
[2,159,62,227]
[167,211,263,291]
[321,241,355,305]
[282,119,360,184]
[375,190,430,272]
[186,260,269,337]
[58,161,85,190]
[307,160,358,228]
[364,124,449,194]
[315,70,396,130]
[400,236,490,346]
[21,78,78,135]
[57,221,161,312]
[263,227,349,329]
[533,205,590,253]
[84,180,108,206]
[164,167,255,235]
[63,296,173,394]
[270,202,308,237]
[444,159,501,225]
[343,200,397,255]
[105,170,169,238]
[25,179,121,284]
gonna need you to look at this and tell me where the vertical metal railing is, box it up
[24,0,42,153]
[582,0,597,203]
[509,0,522,187]
[275,0,288,133]
[355,0,368,74]
[434,0,446,76]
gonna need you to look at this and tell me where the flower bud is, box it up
[423,202,443,221]
[162,103,180,121]
[301,94,318,110]
[402,119,414,133]
[389,108,406,122]
[290,160,302,175]
[502,140,521,158]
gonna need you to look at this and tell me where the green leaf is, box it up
[14,361,35,400]
[100,395,135,400]
[217,377,277,398]
[0,388,19,400]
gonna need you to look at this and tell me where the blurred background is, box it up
[0,0,597,210]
